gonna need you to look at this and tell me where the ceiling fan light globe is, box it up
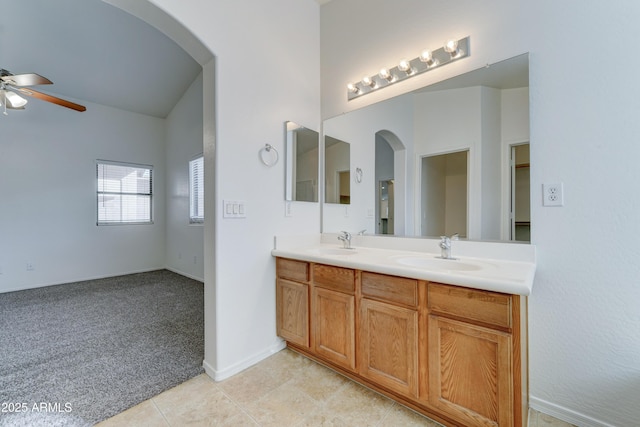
[5,90,28,108]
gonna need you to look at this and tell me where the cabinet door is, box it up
[276,278,309,348]
[428,315,513,427]
[359,298,418,398]
[313,287,355,371]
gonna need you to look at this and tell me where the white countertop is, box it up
[272,234,536,296]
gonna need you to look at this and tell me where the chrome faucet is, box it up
[439,233,459,259]
[337,231,352,249]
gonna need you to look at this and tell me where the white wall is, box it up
[0,98,166,293]
[165,73,204,281]
[502,87,530,145]
[144,0,321,378]
[320,0,640,426]
[501,87,530,239]
[480,86,502,240]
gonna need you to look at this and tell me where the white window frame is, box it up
[189,155,204,224]
[96,160,154,226]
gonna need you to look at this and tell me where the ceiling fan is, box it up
[0,69,86,115]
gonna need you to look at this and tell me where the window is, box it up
[97,160,153,225]
[189,156,204,223]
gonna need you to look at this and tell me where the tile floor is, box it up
[97,348,575,427]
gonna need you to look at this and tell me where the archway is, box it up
[375,130,406,235]
[103,0,217,374]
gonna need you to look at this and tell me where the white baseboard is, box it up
[0,267,165,294]
[164,267,204,283]
[202,340,287,381]
[1,267,203,295]
[530,396,616,427]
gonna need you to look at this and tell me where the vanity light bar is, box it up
[346,36,470,101]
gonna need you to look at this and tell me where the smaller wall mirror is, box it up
[285,121,319,202]
[324,136,350,204]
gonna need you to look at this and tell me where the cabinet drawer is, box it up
[428,282,512,330]
[361,272,418,308]
[313,264,355,294]
[276,258,309,282]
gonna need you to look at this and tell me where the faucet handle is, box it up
[451,233,459,241]
[338,231,352,241]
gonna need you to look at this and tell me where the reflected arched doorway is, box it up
[375,130,406,235]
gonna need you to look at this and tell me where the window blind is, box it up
[97,161,153,225]
[189,156,204,223]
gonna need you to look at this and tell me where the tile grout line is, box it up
[150,397,172,427]
[376,401,399,427]
[215,381,264,426]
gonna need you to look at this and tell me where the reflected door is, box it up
[338,170,350,204]
[510,144,530,242]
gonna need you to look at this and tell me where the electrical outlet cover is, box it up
[543,183,564,206]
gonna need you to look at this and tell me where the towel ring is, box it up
[260,144,279,167]
[355,167,363,183]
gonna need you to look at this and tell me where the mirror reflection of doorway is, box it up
[338,170,350,204]
[375,131,405,235]
[378,180,394,234]
[421,150,468,238]
[511,143,530,242]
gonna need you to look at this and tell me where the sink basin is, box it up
[392,256,482,271]
[308,247,358,256]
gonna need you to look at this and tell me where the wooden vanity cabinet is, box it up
[311,264,356,371]
[359,272,420,399]
[275,258,310,348]
[427,282,524,427]
[275,258,527,427]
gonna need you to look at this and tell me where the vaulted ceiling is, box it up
[1,0,201,118]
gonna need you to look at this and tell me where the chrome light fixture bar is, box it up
[347,36,470,100]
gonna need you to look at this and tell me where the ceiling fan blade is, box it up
[15,87,86,112]
[1,72,53,87]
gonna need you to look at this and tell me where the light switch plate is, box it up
[223,200,247,218]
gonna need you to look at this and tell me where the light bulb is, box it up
[398,59,414,75]
[378,68,394,82]
[419,49,438,67]
[347,83,359,94]
[361,76,376,88]
[444,39,461,58]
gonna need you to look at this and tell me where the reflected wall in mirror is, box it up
[422,150,468,238]
[285,121,319,202]
[322,53,529,242]
[324,136,350,204]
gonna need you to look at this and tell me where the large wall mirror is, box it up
[285,121,319,202]
[322,53,530,242]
